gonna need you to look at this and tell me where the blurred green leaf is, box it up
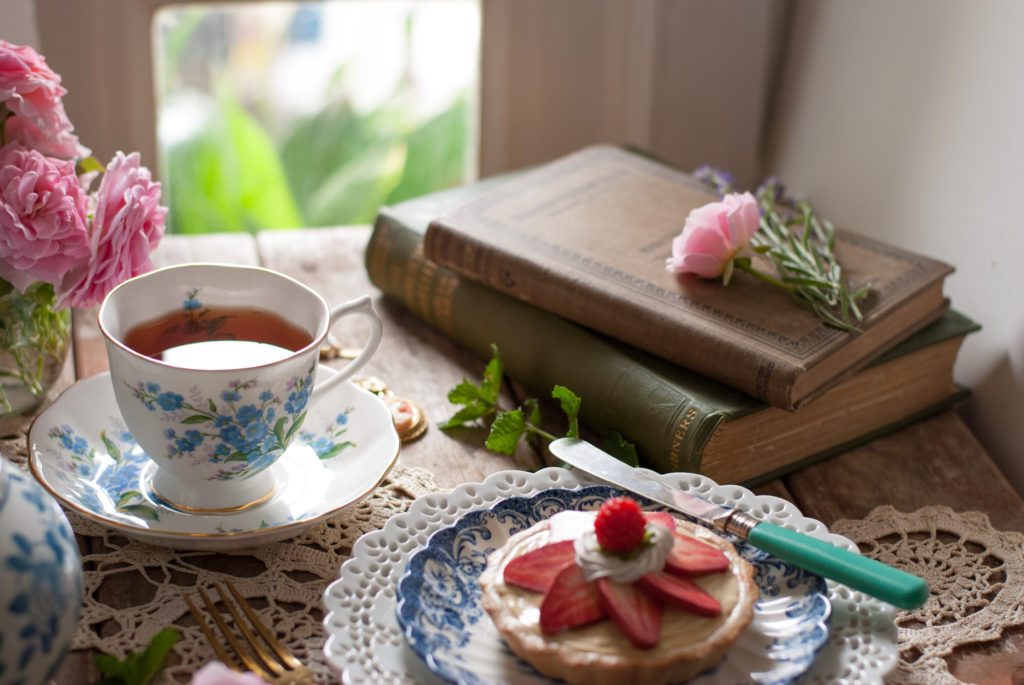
[161,10,473,234]
[385,93,471,205]
[304,142,407,226]
[166,90,303,234]
[92,628,178,685]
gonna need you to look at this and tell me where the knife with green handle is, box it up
[548,437,930,610]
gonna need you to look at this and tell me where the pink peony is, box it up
[0,40,88,159]
[666,191,760,279]
[0,142,90,292]
[56,151,166,308]
[190,662,266,685]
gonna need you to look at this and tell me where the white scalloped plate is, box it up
[322,468,898,684]
[395,485,831,684]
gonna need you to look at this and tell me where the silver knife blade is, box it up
[549,437,748,536]
[550,438,933,610]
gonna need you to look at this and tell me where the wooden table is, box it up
[46,227,1024,684]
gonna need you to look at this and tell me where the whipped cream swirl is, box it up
[574,523,674,583]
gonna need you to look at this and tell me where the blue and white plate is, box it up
[27,370,399,550]
[322,468,898,685]
[395,486,831,685]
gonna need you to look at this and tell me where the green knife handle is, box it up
[747,522,929,610]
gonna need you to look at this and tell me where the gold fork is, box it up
[185,579,315,684]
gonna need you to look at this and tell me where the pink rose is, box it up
[191,662,266,685]
[0,40,88,159]
[0,142,90,291]
[56,151,166,308]
[4,109,88,160]
[666,191,760,279]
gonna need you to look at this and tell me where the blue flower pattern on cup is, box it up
[0,464,82,683]
[396,486,832,685]
[299,408,355,460]
[127,368,316,482]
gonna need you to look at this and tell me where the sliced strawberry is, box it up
[641,512,731,577]
[597,577,662,649]
[663,533,731,577]
[636,571,722,617]
[539,563,606,634]
[503,540,577,592]
[643,511,677,532]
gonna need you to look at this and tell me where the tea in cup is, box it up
[97,263,383,512]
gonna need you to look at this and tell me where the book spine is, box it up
[423,218,803,410]
[366,210,726,473]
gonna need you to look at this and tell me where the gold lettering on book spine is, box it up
[405,243,458,335]
[407,244,436,325]
[434,272,458,334]
[669,407,699,472]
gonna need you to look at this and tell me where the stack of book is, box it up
[365,145,978,485]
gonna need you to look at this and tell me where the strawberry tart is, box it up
[478,496,758,685]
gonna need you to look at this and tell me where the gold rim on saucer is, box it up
[148,481,276,514]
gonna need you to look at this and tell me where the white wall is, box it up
[767,0,1024,492]
[0,0,37,46]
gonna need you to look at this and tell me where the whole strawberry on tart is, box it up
[478,496,758,685]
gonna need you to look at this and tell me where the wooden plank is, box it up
[780,409,1024,682]
[782,409,1024,532]
[256,226,544,489]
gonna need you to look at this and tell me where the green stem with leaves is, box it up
[0,280,71,413]
[439,345,640,466]
[438,345,580,453]
[748,184,870,333]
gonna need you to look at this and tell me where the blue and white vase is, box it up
[0,457,82,685]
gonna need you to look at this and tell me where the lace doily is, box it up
[832,505,1024,684]
[71,463,440,683]
[2,413,441,683]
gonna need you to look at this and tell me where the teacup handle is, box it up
[312,295,383,396]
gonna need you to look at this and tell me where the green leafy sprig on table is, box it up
[696,167,870,333]
[439,345,639,466]
[91,629,179,685]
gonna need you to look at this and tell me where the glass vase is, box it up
[0,281,72,419]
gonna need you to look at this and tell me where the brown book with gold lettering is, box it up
[423,145,954,410]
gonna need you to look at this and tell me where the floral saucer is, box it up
[27,370,400,550]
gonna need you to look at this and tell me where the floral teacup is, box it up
[98,263,382,512]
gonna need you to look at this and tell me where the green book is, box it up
[365,181,978,486]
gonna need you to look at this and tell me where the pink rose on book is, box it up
[56,151,167,308]
[0,142,90,291]
[0,40,88,159]
[665,191,760,281]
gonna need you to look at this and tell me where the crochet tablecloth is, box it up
[5,407,1024,684]
[832,505,1024,684]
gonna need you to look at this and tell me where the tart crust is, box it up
[479,515,758,685]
